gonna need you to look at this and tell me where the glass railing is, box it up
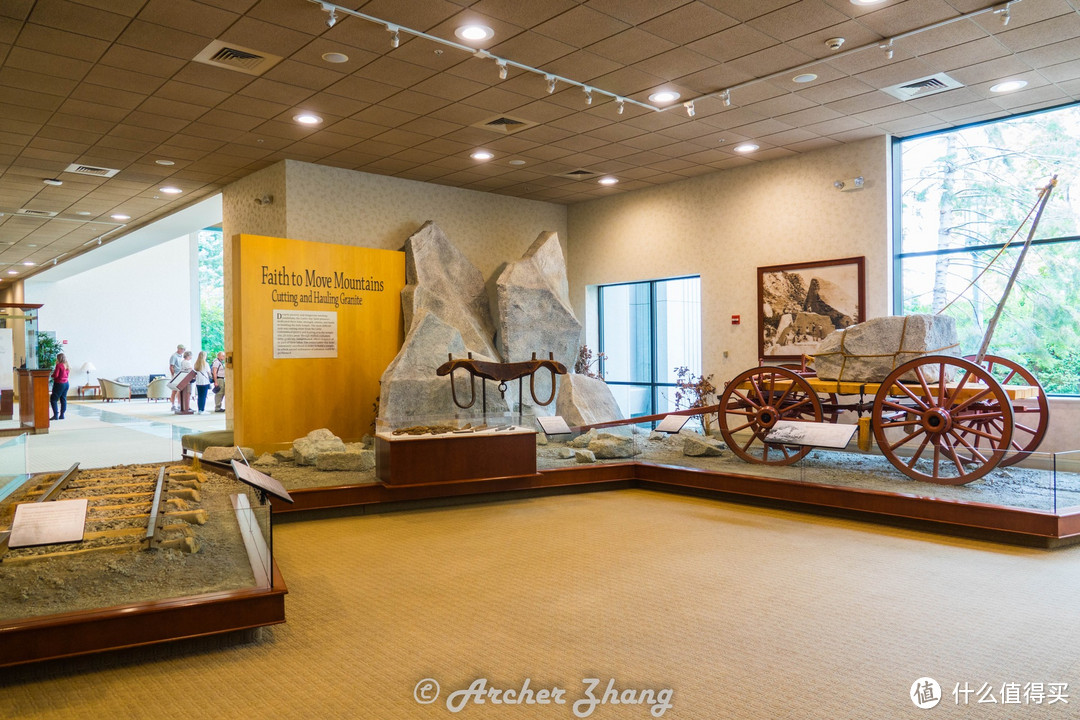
[0,433,28,503]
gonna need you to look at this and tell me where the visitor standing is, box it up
[168,343,185,409]
[193,351,213,414]
[50,352,70,421]
[211,351,226,412]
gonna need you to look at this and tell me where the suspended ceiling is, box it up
[2,0,1080,281]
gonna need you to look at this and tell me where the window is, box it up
[598,276,701,418]
[895,104,1080,395]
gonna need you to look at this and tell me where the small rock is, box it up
[202,446,254,463]
[294,428,346,465]
[557,447,574,459]
[253,453,279,467]
[569,429,597,448]
[589,432,637,459]
[574,449,596,463]
[316,452,365,471]
[683,435,725,457]
[536,433,548,446]
[361,433,375,448]
[273,449,295,462]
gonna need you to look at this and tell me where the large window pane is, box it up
[897,104,1080,395]
[599,276,701,418]
[600,282,652,383]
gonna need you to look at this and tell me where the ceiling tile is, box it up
[747,0,849,42]
[468,0,577,27]
[16,22,109,62]
[534,6,630,48]
[137,0,240,37]
[29,0,131,42]
[858,0,961,38]
[641,4,739,45]
[585,28,677,66]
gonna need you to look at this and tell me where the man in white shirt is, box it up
[168,344,184,409]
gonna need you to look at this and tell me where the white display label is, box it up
[9,498,88,548]
[273,309,338,359]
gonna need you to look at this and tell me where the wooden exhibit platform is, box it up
[271,462,1080,548]
[0,561,287,667]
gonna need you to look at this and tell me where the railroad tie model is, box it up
[0,464,209,564]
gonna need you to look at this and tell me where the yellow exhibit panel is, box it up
[231,234,405,453]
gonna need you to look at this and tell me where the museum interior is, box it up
[3,0,1080,716]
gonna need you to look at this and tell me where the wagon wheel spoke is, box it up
[949,429,990,464]
[940,434,966,476]
[946,365,974,407]
[891,382,931,412]
[953,409,1006,423]
[950,386,996,416]
[748,376,766,405]
[774,378,795,407]
[886,427,925,451]
[781,397,812,416]
[901,434,931,470]
[730,389,760,410]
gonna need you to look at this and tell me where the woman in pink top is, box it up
[50,352,70,420]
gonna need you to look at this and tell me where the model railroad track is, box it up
[0,464,209,564]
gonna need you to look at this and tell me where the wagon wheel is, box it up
[720,366,823,465]
[872,356,1013,485]
[959,354,1049,467]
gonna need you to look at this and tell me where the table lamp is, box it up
[79,361,95,386]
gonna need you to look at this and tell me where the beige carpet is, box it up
[2,489,1078,719]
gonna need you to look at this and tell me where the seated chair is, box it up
[99,378,132,402]
[146,376,170,402]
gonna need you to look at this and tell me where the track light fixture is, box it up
[546,75,556,94]
[320,2,337,27]
[616,98,624,115]
[496,59,507,80]
[720,89,731,107]
[584,87,592,105]
[882,38,894,59]
[387,24,399,47]
[684,100,695,117]
[994,3,1012,25]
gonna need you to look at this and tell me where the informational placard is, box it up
[536,415,572,436]
[232,460,294,503]
[9,498,88,548]
[655,415,690,434]
[765,420,857,449]
[273,309,338,359]
[167,370,195,391]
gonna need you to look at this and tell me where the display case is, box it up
[0,456,286,666]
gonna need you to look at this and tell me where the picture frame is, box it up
[757,256,865,361]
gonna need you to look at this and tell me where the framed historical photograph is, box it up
[757,256,865,361]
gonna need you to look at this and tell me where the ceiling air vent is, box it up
[560,168,598,179]
[883,72,963,101]
[193,40,283,76]
[64,163,119,178]
[16,209,58,217]
[472,114,538,135]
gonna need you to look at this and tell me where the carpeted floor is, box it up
[2,489,1078,719]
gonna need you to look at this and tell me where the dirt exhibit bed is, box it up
[255,431,1080,546]
[0,463,286,667]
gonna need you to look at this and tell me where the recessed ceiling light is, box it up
[293,113,323,125]
[155,159,175,166]
[111,213,131,221]
[75,211,92,216]
[321,52,349,63]
[990,79,1028,93]
[159,186,182,195]
[733,143,759,153]
[22,262,35,267]
[648,90,680,104]
[508,159,526,166]
[455,25,494,42]
[43,178,62,186]
[598,176,618,186]
[6,271,16,275]
[470,150,494,161]
[27,244,37,248]
[851,0,887,4]
[793,73,818,83]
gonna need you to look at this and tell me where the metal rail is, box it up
[144,466,167,549]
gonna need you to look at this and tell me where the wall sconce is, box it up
[834,177,865,192]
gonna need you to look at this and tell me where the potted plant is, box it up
[36,334,62,371]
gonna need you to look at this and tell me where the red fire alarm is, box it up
[731,315,740,325]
